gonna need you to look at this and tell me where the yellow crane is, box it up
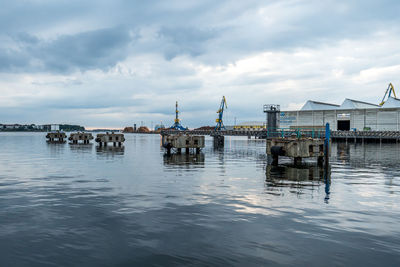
[380,83,397,106]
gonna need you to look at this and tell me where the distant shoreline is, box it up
[0,129,121,133]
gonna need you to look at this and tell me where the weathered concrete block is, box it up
[95,132,125,146]
[69,132,94,143]
[267,138,327,158]
[46,132,67,142]
[162,134,205,154]
[162,134,205,149]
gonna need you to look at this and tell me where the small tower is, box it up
[263,104,280,137]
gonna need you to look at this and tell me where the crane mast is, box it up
[170,101,187,130]
[380,83,397,106]
[215,96,227,131]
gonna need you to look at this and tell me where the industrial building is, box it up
[280,97,400,131]
[233,121,265,130]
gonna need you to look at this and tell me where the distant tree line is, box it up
[54,124,85,132]
[0,124,85,132]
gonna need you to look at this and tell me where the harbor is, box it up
[0,132,399,266]
[1,0,400,264]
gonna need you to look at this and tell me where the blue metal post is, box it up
[324,123,330,167]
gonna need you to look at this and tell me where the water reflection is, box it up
[46,141,67,156]
[337,143,350,161]
[2,134,400,266]
[266,164,331,201]
[96,146,125,157]
[163,153,205,168]
[69,143,93,153]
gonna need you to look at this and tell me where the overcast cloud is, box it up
[1,0,400,128]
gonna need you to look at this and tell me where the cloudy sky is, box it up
[1,0,400,128]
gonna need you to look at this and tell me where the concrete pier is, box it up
[68,132,94,144]
[212,134,225,148]
[331,130,400,143]
[161,134,205,155]
[46,131,67,143]
[267,137,329,166]
[95,132,125,147]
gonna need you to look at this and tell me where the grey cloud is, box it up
[0,27,134,73]
[38,27,133,73]
[158,27,219,60]
[13,32,40,44]
[2,0,399,71]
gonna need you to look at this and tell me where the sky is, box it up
[1,0,400,129]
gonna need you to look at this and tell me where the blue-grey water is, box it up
[1,132,400,266]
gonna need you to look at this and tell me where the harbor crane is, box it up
[170,101,187,131]
[379,83,397,106]
[215,96,227,131]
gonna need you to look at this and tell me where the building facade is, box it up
[280,98,400,131]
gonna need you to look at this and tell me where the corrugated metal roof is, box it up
[338,98,379,109]
[300,100,340,111]
[382,97,400,108]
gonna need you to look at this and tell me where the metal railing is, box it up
[265,127,326,139]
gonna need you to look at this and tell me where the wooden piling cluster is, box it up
[95,132,125,147]
[68,132,94,144]
[46,131,67,142]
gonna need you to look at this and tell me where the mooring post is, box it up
[324,166,331,203]
[324,123,330,168]
[318,156,324,166]
[213,134,224,148]
[272,155,279,165]
[294,157,302,165]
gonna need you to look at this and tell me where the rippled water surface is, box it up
[1,132,400,266]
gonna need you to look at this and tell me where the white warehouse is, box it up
[280,97,400,131]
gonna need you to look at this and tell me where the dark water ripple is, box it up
[0,132,400,266]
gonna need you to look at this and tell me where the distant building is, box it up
[50,124,60,131]
[0,124,47,131]
[280,97,400,131]
[154,124,165,131]
[234,121,265,131]
[2,124,21,129]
